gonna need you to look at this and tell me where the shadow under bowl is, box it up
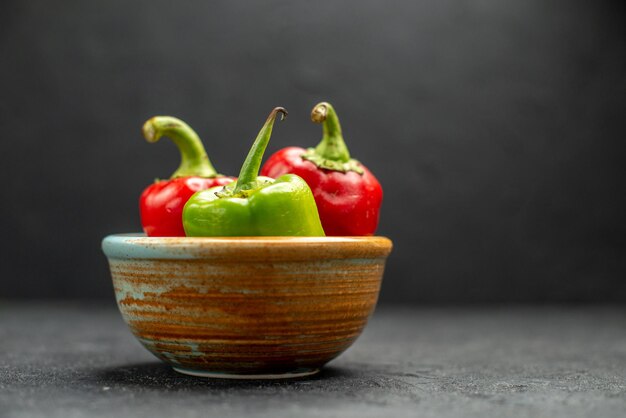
[102,234,392,379]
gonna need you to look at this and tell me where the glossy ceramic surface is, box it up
[102,234,392,378]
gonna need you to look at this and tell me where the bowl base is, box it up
[172,367,320,380]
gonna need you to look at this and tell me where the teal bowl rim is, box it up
[102,233,393,260]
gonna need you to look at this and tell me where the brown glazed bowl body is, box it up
[102,234,392,379]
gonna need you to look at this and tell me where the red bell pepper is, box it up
[261,102,382,236]
[139,116,234,237]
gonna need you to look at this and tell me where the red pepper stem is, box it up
[142,116,218,179]
[311,102,351,163]
[234,107,288,193]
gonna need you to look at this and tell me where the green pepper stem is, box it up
[311,102,351,163]
[234,107,287,193]
[142,116,218,179]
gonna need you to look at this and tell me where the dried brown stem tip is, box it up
[271,107,288,121]
[311,103,328,123]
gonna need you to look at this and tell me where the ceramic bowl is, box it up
[102,234,392,379]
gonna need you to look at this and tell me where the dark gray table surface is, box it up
[1,303,625,418]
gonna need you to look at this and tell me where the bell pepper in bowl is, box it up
[140,116,234,237]
[183,107,325,237]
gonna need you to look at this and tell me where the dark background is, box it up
[1,0,624,304]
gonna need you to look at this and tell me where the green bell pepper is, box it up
[182,107,325,237]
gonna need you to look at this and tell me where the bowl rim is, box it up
[102,233,392,261]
